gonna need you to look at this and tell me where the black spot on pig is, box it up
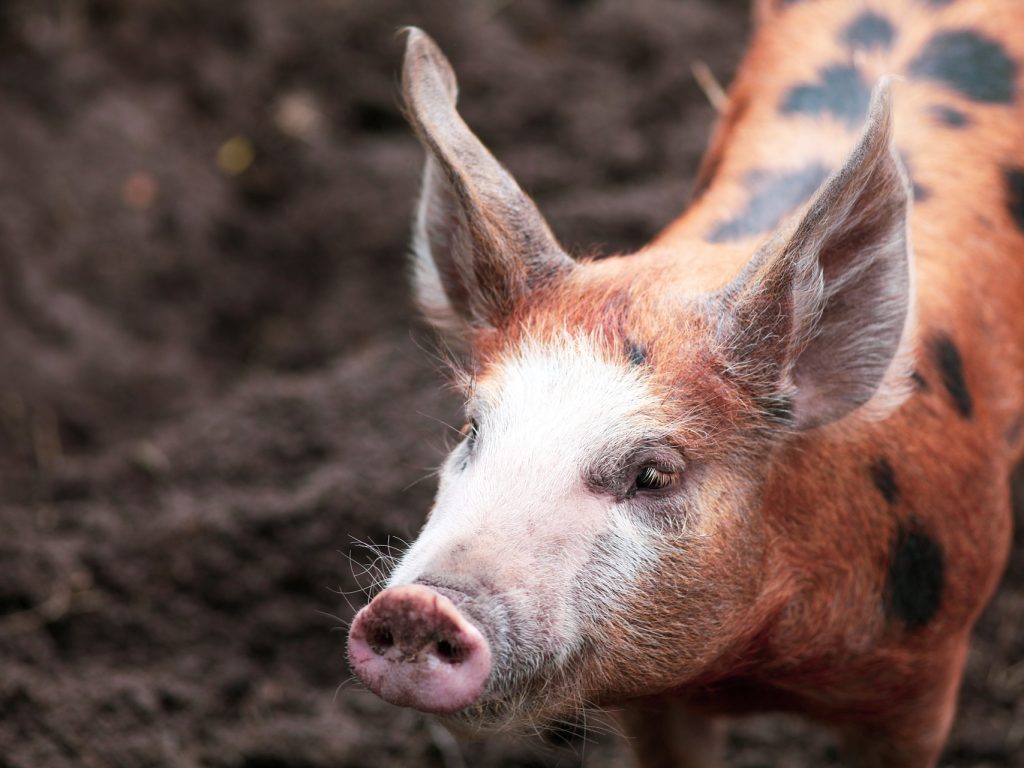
[932,333,973,419]
[1004,167,1024,232]
[870,458,900,505]
[781,64,872,127]
[626,340,647,366]
[908,29,1017,104]
[886,526,945,630]
[928,104,970,127]
[706,163,830,242]
[911,369,929,391]
[921,0,956,6]
[842,11,896,51]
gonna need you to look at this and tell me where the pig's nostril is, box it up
[369,626,394,654]
[435,638,464,663]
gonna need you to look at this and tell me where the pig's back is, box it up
[659,0,1024,428]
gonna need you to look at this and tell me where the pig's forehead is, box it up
[475,334,661,445]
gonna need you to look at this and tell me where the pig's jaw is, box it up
[438,648,593,734]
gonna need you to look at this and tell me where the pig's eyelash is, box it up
[459,417,480,448]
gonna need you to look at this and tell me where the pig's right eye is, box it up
[460,418,480,449]
[631,465,678,494]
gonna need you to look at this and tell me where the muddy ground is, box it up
[0,1,1021,766]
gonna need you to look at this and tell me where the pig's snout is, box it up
[347,584,492,714]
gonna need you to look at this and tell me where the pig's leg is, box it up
[618,699,724,768]
[840,639,969,768]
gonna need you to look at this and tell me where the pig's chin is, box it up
[435,699,523,735]
[438,695,573,737]
[435,659,586,736]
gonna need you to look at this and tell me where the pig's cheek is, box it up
[575,510,665,613]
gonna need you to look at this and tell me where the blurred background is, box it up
[0,1,1021,766]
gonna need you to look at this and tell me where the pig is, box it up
[348,1,1024,765]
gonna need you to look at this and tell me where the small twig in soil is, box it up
[691,60,728,113]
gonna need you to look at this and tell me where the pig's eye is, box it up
[633,465,677,493]
[460,418,480,449]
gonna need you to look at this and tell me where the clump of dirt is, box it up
[0,1,1020,766]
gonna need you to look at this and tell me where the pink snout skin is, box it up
[347,584,492,714]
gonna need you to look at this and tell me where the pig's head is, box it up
[347,29,912,730]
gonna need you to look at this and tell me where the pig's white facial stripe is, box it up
[473,334,662,477]
[389,334,667,666]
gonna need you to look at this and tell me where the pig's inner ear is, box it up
[402,28,573,343]
[412,154,473,338]
[717,80,914,431]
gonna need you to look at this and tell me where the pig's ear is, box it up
[716,80,914,430]
[402,28,573,343]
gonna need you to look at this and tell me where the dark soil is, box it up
[0,1,1020,766]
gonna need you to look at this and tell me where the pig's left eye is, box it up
[632,465,677,493]
[460,418,480,449]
